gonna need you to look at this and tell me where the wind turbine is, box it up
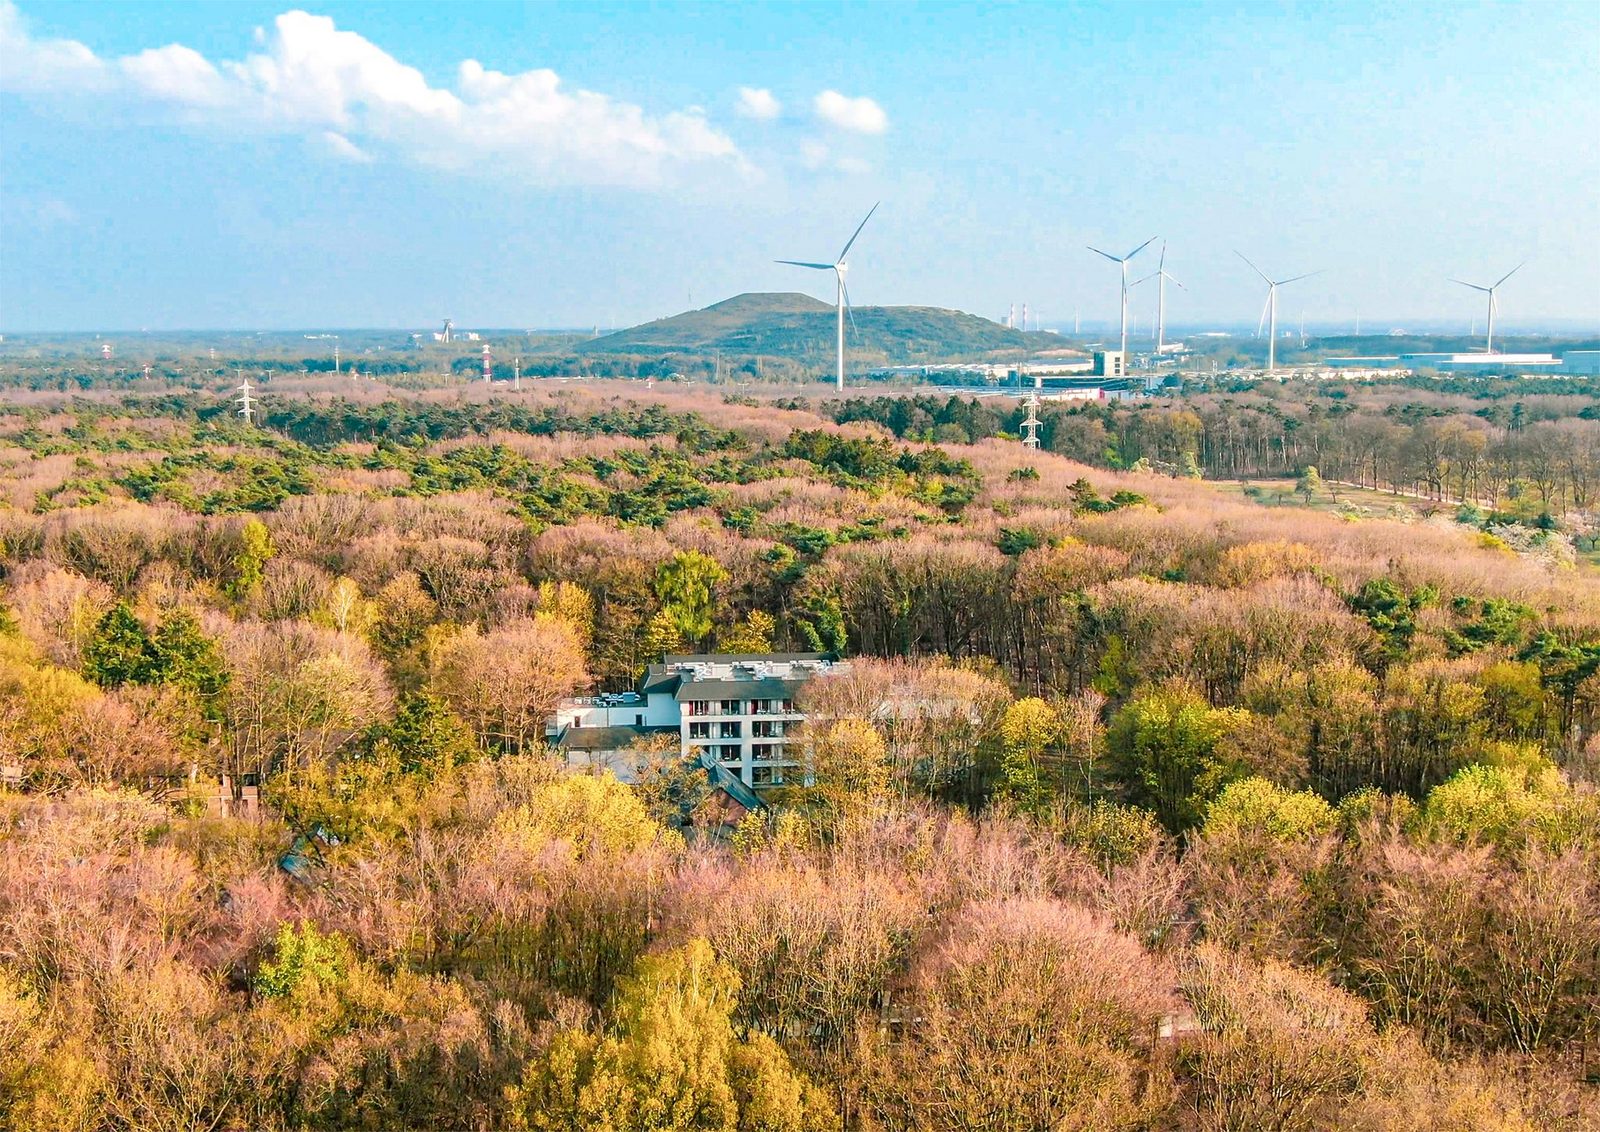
[1451,263,1524,355]
[1236,252,1322,373]
[1087,237,1157,360]
[1132,240,1185,356]
[778,202,879,391]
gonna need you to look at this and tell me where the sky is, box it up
[2,0,1598,334]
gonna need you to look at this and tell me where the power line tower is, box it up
[235,379,257,425]
[513,356,521,391]
[1021,374,1042,451]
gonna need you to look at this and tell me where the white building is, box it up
[1092,350,1127,377]
[549,653,844,791]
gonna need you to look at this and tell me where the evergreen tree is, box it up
[366,693,475,775]
[82,602,158,688]
[152,609,228,703]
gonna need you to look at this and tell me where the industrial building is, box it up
[1560,351,1600,375]
[1092,350,1127,377]
[1324,351,1596,375]
[548,653,844,791]
[1404,352,1561,374]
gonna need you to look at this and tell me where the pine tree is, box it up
[152,609,228,703]
[82,602,158,688]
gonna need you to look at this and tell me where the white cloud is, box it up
[121,44,231,107]
[0,0,110,91]
[0,2,746,186]
[799,139,829,170]
[316,130,371,163]
[813,89,887,135]
[736,86,780,120]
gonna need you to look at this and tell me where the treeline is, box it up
[824,379,1600,518]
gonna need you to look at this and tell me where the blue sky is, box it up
[2,0,1597,333]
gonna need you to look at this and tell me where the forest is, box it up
[823,373,1600,521]
[1,374,1598,1131]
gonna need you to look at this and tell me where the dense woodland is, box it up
[824,374,1600,520]
[1,375,1599,1130]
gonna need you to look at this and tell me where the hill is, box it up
[580,291,1046,363]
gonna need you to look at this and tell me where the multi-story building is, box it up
[548,653,843,791]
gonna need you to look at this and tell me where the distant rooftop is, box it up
[661,653,828,664]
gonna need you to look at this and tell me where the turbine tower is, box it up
[1132,240,1186,356]
[778,202,879,391]
[1087,237,1157,360]
[1236,252,1322,373]
[1451,263,1524,355]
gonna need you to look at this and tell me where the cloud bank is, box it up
[0,3,747,186]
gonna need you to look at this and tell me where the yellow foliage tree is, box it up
[505,938,837,1132]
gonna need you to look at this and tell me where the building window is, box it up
[751,766,775,785]
[720,699,742,715]
[719,745,741,762]
[753,720,776,738]
[689,722,710,740]
[781,699,796,713]
[752,743,777,761]
[719,722,741,739]
[686,700,709,717]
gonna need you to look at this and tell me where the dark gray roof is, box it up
[672,676,806,701]
[640,670,683,695]
[558,724,669,751]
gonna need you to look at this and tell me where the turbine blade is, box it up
[1494,261,1526,288]
[1132,271,1158,286]
[1166,272,1187,290]
[1236,251,1271,285]
[1125,236,1158,261]
[1158,240,1167,271]
[1258,291,1272,338]
[1277,269,1324,286]
[1450,278,1491,293]
[776,260,834,270]
[843,279,859,339]
[1087,245,1122,263]
[837,201,879,262]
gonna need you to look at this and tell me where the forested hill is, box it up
[581,291,1045,362]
